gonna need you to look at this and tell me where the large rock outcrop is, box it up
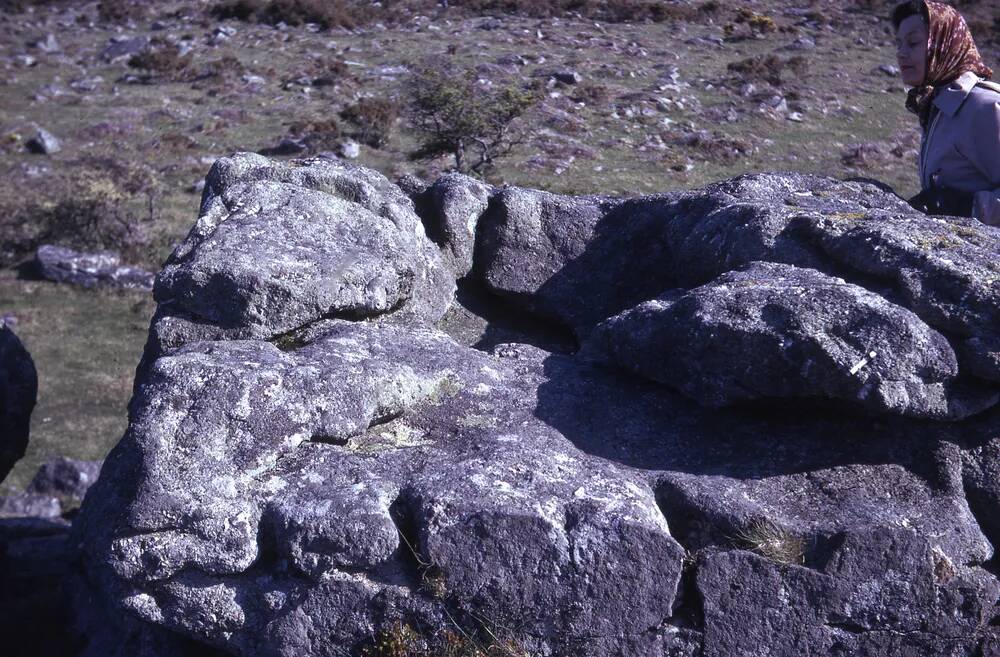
[75,157,1000,657]
[0,320,37,484]
[144,153,455,367]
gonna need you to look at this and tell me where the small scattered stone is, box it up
[878,64,901,77]
[27,457,103,501]
[32,33,61,54]
[25,128,60,155]
[99,36,148,63]
[552,70,582,85]
[258,137,307,157]
[340,139,361,159]
[785,35,816,50]
[478,17,503,30]
[69,76,103,92]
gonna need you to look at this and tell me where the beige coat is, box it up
[919,70,1000,225]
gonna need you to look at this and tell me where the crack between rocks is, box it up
[266,284,413,353]
[822,619,983,643]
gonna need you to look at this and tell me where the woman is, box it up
[892,0,1000,225]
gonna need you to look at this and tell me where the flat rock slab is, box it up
[35,244,154,290]
[0,321,37,484]
[588,261,997,419]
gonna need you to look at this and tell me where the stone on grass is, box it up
[35,244,154,290]
[27,457,103,501]
[26,127,61,155]
[0,493,60,519]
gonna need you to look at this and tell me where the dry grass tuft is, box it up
[733,518,805,565]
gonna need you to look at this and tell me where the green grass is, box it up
[0,270,154,492]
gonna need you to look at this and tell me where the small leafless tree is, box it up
[405,60,540,177]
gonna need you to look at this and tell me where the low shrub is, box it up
[96,0,146,23]
[568,82,612,106]
[209,0,722,27]
[670,129,753,163]
[447,0,705,23]
[727,54,809,87]
[282,56,351,88]
[210,0,366,29]
[127,37,192,81]
[340,97,400,148]
[186,55,247,85]
[285,118,343,152]
[735,8,777,34]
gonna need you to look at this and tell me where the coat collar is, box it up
[932,70,982,117]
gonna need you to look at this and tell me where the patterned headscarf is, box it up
[904,1,993,129]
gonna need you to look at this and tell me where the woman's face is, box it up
[895,15,929,86]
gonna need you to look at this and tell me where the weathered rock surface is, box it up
[0,321,37,484]
[148,153,454,365]
[26,127,61,155]
[35,244,155,290]
[587,261,996,419]
[0,492,60,519]
[75,160,1000,657]
[415,172,493,279]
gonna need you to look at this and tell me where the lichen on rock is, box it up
[75,157,1000,657]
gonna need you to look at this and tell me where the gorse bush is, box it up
[406,61,540,177]
[735,8,778,33]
